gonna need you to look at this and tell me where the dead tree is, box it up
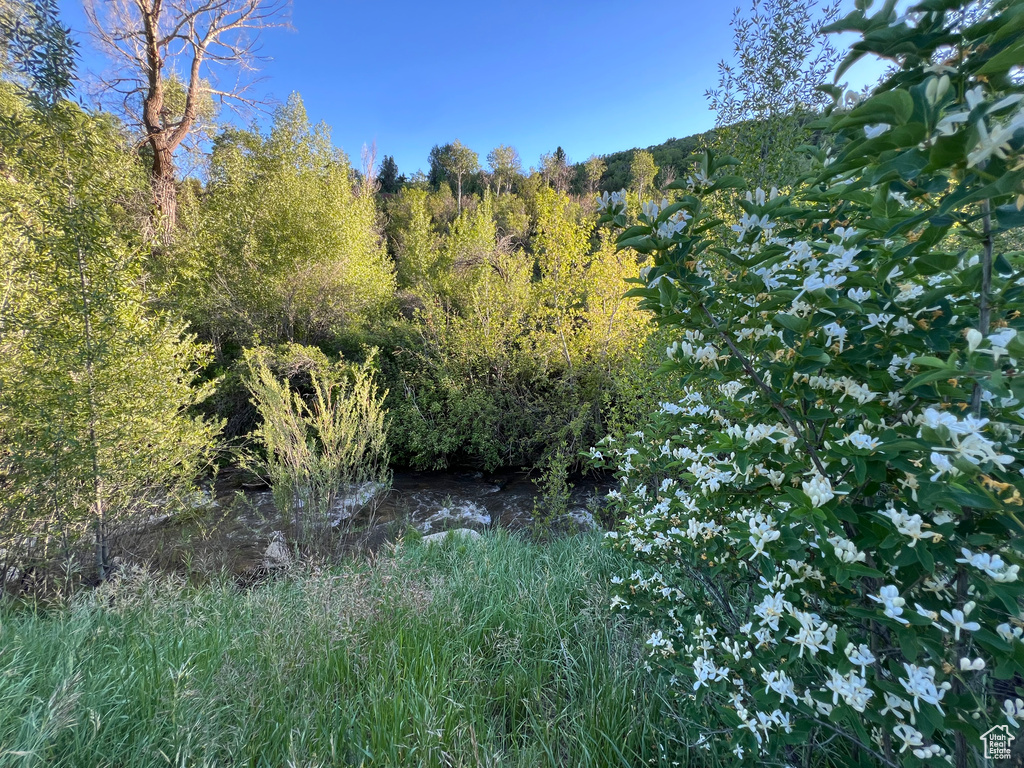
[85,0,289,237]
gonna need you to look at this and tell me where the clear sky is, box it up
[56,1,889,177]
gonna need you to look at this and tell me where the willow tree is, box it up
[179,94,396,349]
[0,78,219,585]
[84,0,289,236]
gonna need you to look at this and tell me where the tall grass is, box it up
[0,532,714,767]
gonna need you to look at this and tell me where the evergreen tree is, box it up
[377,154,401,194]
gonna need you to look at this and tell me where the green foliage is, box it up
[385,188,658,471]
[243,344,390,542]
[385,187,440,291]
[539,146,572,193]
[0,0,76,107]
[594,134,707,193]
[628,149,659,201]
[170,94,395,350]
[596,1,1024,763]
[579,154,607,196]
[706,0,841,188]
[377,153,401,195]
[428,139,479,210]
[0,84,218,586]
[487,143,521,195]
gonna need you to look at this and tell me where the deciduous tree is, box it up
[84,0,290,237]
[486,143,520,195]
[628,149,658,201]
[705,0,839,188]
[0,84,218,586]
[433,139,478,212]
[580,154,606,196]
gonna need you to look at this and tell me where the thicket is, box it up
[0,0,681,592]
[0,68,218,591]
[595,0,1024,764]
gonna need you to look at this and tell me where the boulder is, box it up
[420,528,482,547]
[262,531,292,568]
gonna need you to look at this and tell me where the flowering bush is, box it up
[593,1,1024,764]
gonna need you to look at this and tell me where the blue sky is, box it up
[57,1,889,176]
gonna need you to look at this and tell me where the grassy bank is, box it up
[0,532,696,768]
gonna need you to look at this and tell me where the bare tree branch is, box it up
[83,0,291,236]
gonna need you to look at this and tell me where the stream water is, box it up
[127,470,614,576]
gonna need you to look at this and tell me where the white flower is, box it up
[828,535,866,564]
[753,592,789,631]
[989,327,1017,348]
[785,610,835,657]
[1004,697,1024,728]
[939,606,981,640]
[898,663,948,713]
[967,328,983,352]
[864,123,890,139]
[997,622,1024,643]
[869,585,909,624]
[883,505,937,547]
[881,692,913,722]
[864,312,893,330]
[893,316,915,334]
[641,199,664,219]
[893,724,924,754]
[918,407,960,433]
[968,115,1020,167]
[959,657,985,671]
[802,474,834,508]
[823,322,848,353]
[955,548,1020,582]
[761,668,799,705]
[929,451,959,482]
[748,513,781,557]
[844,642,876,674]
[883,390,904,408]
[824,668,874,712]
[597,189,627,213]
[889,188,910,205]
[848,287,871,303]
[844,431,880,451]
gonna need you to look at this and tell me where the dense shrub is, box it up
[595,2,1024,764]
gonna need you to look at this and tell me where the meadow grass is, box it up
[0,531,706,767]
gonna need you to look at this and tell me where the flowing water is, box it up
[125,470,614,576]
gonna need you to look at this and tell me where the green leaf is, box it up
[903,367,955,391]
[995,203,1024,232]
[616,236,656,253]
[978,38,1024,75]
[772,314,809,333]
[616,225,652,242]
[834,89,914,129]
[708,175,746,192]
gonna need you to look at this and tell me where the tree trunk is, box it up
[147,131,178,239]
